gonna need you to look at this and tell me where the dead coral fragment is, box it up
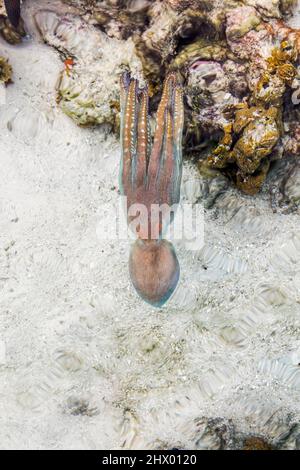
[0,56,12,84]
[281,164,300,207]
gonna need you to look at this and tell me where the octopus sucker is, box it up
[129,239,180,308]
[200,36,298,195]
[120,72,184,306]
[120,74,139,190]
[0,0,27,44]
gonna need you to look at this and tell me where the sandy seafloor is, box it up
[0,2,300,450]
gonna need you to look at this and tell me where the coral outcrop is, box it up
[33,8,143,127]
[0,55,12,83]
[8,0,300,195]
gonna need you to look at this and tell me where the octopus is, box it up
[3,0,21,27]
[119,72,184,307]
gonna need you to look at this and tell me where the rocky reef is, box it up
[178,413,300,450]
[32,7,143,128]
[201,38,298,195]
[2,0,300,197]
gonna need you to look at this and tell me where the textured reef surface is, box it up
[39,0,300,198]
[120,72,184,307]
[0,0,300,451]
[1,0,296,199]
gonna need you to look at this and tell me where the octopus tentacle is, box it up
[158,107,175,204]
[147,73,177,184]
